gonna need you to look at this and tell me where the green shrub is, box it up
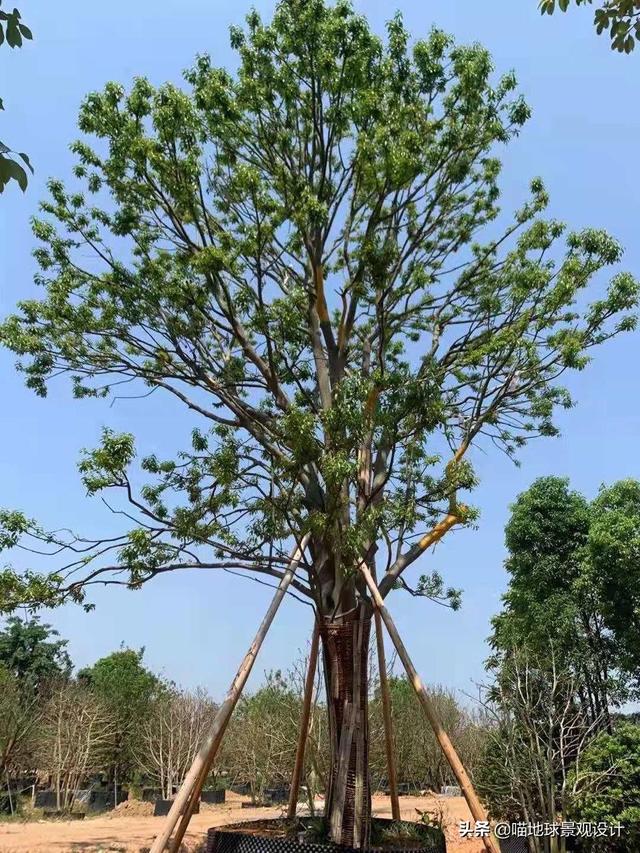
[570,723,640,852]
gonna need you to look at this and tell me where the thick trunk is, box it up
[321,607,372,849]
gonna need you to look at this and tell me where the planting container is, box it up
[154,798,200,816]
[206,817,446,853]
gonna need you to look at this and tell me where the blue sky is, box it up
[1,1,638,702]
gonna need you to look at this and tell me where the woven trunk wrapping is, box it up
[322,610,372,848]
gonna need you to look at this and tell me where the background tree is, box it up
[490,476,640,720]
[0,617,71,781]
[223,671,300,804]
[588,479,640,680]
[476,648,602,853]
[482,477,640,850]
[0,663,39,785]
[0,1,34,191]
[137,685,217,800]
[369,676,484,794]
[38,679,115,812]
[569,722,640,851]
[271,644,329,811]
[0,616,71,687]
[78,647,159,803]
[0,0,638,844]
[489,477,623,727]
[539,0,640,53]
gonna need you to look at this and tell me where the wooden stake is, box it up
[287,619,320,820]
[374,608,401,821]
[358,561,500,853]
[5,771,14,817]
[150,536,310,853]
[369,554,400,822]
[169,755,209,852]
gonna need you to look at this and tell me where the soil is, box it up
[111,799,155,817]
[0,792,486,853]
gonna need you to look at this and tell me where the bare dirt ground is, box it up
[0,792,485,853]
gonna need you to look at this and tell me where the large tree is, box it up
[489,476,640,723]
[0,0,637,844]
[489,478,622,727]
[588,479,640,679]
[0,616,71,687]
[78,647,159,797]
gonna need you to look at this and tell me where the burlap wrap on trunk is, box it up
[322,609,372,848]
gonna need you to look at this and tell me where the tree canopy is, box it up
[0,616,71,687]
[0,0,637,628]
[569,723,640,850]
[490,476,640,727]
[589,479,640,677]
[78,647,160,785]
[540,0,640,52]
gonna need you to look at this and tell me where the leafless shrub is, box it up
[38,680,116,811]
[137,686,217,799]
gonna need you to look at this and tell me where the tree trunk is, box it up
[321,606,372,849]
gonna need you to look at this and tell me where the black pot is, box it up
[154,798,200,816]
[0,795,14,814]
[202,789,226,804]
[88,790,115,812]
[34,790,58,809]
[206,818,446,853]
[142,787,163,803]
[498,841,528,853]
[264,787,290,804]
[43,810,85,820]
[498,837,580,852]
[108,786,128,805]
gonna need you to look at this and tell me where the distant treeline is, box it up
[0,617,484,814]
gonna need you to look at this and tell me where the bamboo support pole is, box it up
[287,619,320,819]
[169,753,209,852]
[5,771,14,817]
[374,607,401,821]
[358,561,500,853]
[370,555,400,821]
[150,536,310,853]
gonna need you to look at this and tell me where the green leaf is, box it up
[17,151,33,173]
[5,17,21,48]
[0,155,28,191]
[18,22,31,39]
